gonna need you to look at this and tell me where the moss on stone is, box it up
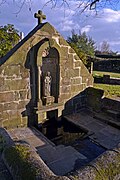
[3,144,37,180]
[41,23,56,35]
[95,153,120,180]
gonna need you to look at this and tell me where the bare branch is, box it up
[13,0,26,15]
[0,0,120,15]
[90,0,100,10]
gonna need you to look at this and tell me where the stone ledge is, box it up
[37,103,64,113]
[2,144,54,180]
[69,145,120,180]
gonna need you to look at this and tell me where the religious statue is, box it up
[44,72,52,97]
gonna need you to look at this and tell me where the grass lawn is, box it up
[94,83,120,97]
[93,71,120,78]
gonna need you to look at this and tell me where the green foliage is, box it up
[4,144,37,180]
[0,24,20,58]
[67,31,96,65]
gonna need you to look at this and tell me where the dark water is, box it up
[38,118,106,170]
[39,118,87,145]
[70,138,106,170]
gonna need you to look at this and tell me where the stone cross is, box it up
[34,10,46,25]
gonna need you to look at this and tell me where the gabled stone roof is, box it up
[0,23,49,66]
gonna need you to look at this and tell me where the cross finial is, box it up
[34,10,46,25]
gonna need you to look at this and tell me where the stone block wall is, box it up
[0,64,30,128]
[57,37,93,114]
[0,25,48,129]
[0,22,93,128]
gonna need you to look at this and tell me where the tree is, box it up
[95,41,118,56]
[100,41,110,54]
[67,30,96,65]
[0,24,20,58]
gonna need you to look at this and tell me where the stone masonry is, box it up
[0,64,30,128]
[0,14,93,129]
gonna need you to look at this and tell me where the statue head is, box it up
[47,71,51,76]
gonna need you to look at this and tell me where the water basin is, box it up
[38,117,106,171]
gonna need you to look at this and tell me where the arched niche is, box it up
[40,47,60,104]
[37,40,60,106]
[25,39,60,108]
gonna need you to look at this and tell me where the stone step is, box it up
[94,115,120,130]
[47,152,83,176]
[37,143,86,164]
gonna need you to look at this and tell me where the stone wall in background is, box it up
[94,60,120,73]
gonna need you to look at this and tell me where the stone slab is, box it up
[86,121,106,132]
[8,127,34,140]
[65,111,120,150]
[48,154,79,176]
[5,127,87,176]
[23,136,46,148]
[37,144,86,164]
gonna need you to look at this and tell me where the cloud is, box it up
[80,8,120,52]
[81,25,92,33]
[103,8,120,23]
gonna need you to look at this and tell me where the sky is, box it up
[1,0,120,52]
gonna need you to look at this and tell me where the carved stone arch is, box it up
[25,38,61,108]
[37,39,60,105]
[36,38,61,66]
[37,41,50,66]
[25,38,49,106]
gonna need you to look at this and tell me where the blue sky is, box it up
[1,0,120,52]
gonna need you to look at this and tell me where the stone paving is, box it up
[65,110,120,149]
[0,110,120,177]
[6,127,87,176]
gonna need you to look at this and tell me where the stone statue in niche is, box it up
[42,71,54,106]
[44,71,52,97]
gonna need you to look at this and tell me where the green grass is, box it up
[94,83,120,97]
[93,71,120,78]
[93,71,120,98]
